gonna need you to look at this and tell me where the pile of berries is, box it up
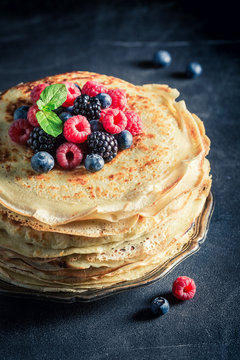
[8,80,143,173]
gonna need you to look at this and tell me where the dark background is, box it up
[0,1,240,359]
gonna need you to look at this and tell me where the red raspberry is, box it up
[8,119,33,145]
[102,109,127,134]
[63,115,91,143]
[56,142,83,170]
[125,110,143,136]
[81,81,108,97]
[30,83,48,103]
[107,89,127,110]
[27,104,39,126]
[99,108,111,122]
[62,82,81,107]
[172,276,196,301]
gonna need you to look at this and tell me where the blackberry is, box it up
[73,94,101,121]
[87,131,118,163]
[27,127,64,156]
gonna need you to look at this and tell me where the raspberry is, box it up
[27,105,40,126]
[99,108,110,122]
[8,119,33,145]
[62,82,81,107]
[56,142,83,170]
[102,109,127,134]
[30,83,48,103]
[63,115,91,144]
[107,88,127,110]
[172,276,196,301]
[125,110,143,136]
[81,81,108,97]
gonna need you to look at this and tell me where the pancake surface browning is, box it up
[0,71,211,293]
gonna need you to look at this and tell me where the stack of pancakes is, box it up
[0,72,211,293]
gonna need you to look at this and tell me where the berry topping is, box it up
[54,106,64,116]
[172,276,196,301]
[96,93,112,109]
[153,50,172,67]
[63,115,91,144]
[14,106,29,121]
[84,154,104,172]
[115,130,133,149]
[81,81,108,97]
[62,81,81,107]
[56,142,83,170]
[102,108,127,134]
[73,94,101,121]
[31,151,55,173]
[59,112,72,123]
[87,131,118,163]
[107,88,127,110]
[64,105,74,113]
[27,104,40,127]
[74,83,81,91]
[27,127,64,155]
[8,119,33,145]
[151,297,170,316]
[30,83,48,103]
[125,110,143,136]
[99,108,110,122]
[89,120,104,132]
[186,62,202,79]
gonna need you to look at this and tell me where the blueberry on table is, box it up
[153,50,172,67]
[59,112,72,123]
[89,120,104,132]
[96,93,112,109]
[31,151,55,173]
[115,130,133,150]
[186,62,202,78]
[84,154,104,172]
[14,106,29,121]
[151,297,170,316]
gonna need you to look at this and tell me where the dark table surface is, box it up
[0,1,240,359]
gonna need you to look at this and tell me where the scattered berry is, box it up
[153,50,172,67]
[84,154,104,172]
[73,94,101,121]
[89,120,104,132]
[96,93,112,109]
[31,151,54,173]
[30,83,48,103]
[56,142,83,170]
[87,131,118,163]
[125,110,143,136]
[8,119,33,145]
[59,112,72,123]
[172,276,196,301]
[27,127,64,155]
[186,62,202,78]
[14,106,29,121]
[115,130,133,149]
[62,81,81,107]
[63,115,91,144]
[27,104,40,126]
[81,80,108,97]
[107,88,127,110]
[64,105,74,113]
[99,108,111,122]
[102,108,127,134]
[151,297,170,316]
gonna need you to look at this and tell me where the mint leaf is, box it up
[42,103,56,112]
[37,84,67,110]
[36,99,45,110]
[36,110,63,137]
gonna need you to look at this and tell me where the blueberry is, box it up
[115,130,133,150]
[96,93,112,109]
[14,106,29,121]
[186,62,202,78]
[31,151,55,173]
[54,106,64,116]
[153,50,172,67]
[89,120,104,132]
[151,297,170,316]
[59,112,72,123]
[84,154,104,172]
[74,83,81,91]
[64,105,74,113]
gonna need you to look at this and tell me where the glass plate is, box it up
[0,192,214,303]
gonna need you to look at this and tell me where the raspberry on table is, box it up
[27,104,40,127]
[30,83,48,103]
[73,94,101,121]
[87,131,118,163]
[81,81,108,97]
[102,108,127,134]
[62,81,81,107]
[8,118,33,145]
[27,127,64,155]
[172,276,196,301]
[107,88,127,111]
[63,115,91,143]
[56,142,83,170]
[125,110,143,136]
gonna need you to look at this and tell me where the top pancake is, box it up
[0,71,210,226]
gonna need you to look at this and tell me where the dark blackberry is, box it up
[27,127,64,156]
[73,94,101,121]
[87,131,118,163]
